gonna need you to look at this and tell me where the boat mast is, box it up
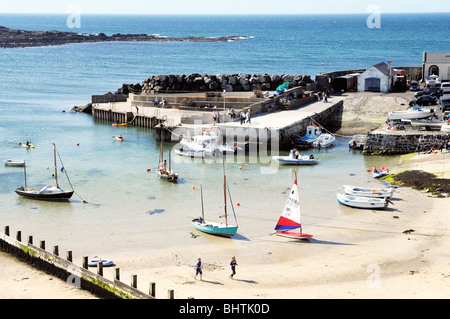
[223,161,228,226]
[23,160,27,189]
[53,143,59,188]
[200,185,205,221]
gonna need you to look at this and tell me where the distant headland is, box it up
[0,26,250,48]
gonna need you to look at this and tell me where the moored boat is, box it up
[336,193,388,209]
[271,151,317,165]
[191,162,238,237]
[312,133,335,148]
[343,185,394,198]
[4,159,25,167]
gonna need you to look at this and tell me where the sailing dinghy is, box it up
[156,141,178,182]
[273,173,313,240]
[15,144,74,200]
[191,162,238,237]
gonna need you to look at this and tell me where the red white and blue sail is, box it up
[275,176,301,231]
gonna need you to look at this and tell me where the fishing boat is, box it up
[273,173,313,240]
[387,106,434,121]
[312,133,336,148]
[271,151,317,165]
[294,125,321,148]
[15,144,74,200]
[336,193,389,209]
[3,159,25,167]
[191,162,238,237]
[343,185,394,198]
[156,141,178,182]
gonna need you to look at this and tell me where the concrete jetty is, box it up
[92,88,343,148]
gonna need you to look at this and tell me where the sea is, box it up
[0,13,448,257]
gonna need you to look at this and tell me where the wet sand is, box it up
[1,152,448,299]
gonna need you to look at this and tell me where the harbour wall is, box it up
[362,130,450,155]
[0,225,176,299]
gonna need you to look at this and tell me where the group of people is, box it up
[239,110,251,125]
[153,97,167,107]
[194,256,238,280]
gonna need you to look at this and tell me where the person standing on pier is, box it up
[246,110,251,124]
[240,112,245,125]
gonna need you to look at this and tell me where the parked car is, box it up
[414,86,442,98]
[409,81,420,91]
[409,95,437,106]
[440,97,450,111]
[425,74,442,87]
[441,82,450,94]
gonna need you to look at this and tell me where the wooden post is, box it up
[28,236,33,245]
[4,226,9,236]
[149,282,156,298]
[168,289,174,299]
[40,240,45,250]
[82,256,88,269]
[16,231,21,242]
[131,275,137,288]
[66,251,72,262]
[97,261,103,276]
[53,246,59,256]
[115,268,120,281]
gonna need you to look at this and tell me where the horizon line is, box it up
[1,11,449,15]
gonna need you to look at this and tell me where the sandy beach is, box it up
[1,150,449,299]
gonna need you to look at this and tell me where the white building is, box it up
[357,61,396,93]
[423,52,450,82]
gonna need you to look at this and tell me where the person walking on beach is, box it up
[229,256,237,279]
[194,257,202,280]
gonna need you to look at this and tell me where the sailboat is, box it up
[156,141,178,182]
[15,144,74,200]
[273,172,313,240]
[191,162,238,237]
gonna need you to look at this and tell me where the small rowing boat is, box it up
[336,193,389,209]
[4,159,25,167]
[343,185,394,198]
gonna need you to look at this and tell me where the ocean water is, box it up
[0,13,447,256]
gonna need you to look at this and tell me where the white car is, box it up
[441,82,450,94]
[426,75,442,87]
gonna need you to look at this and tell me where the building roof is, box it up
[363,62,395,77]
[424,52,450,63]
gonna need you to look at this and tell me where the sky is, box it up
[1,0,449,15]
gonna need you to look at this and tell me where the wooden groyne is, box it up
[0,225,175,299]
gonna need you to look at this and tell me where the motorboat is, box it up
[387,106,434,121]
[343,185,394,198]
[336,193,389,209]
[312,133,335,148]
[180,128,242,155]
[271,150,318,165]
[175,147,214,158]
[294,125,321,148]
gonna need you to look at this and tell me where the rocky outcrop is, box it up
[141,73,314,93]
[0,26,250,48]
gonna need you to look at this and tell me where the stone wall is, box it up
[363,131,450,155]
[141,73,314,93]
